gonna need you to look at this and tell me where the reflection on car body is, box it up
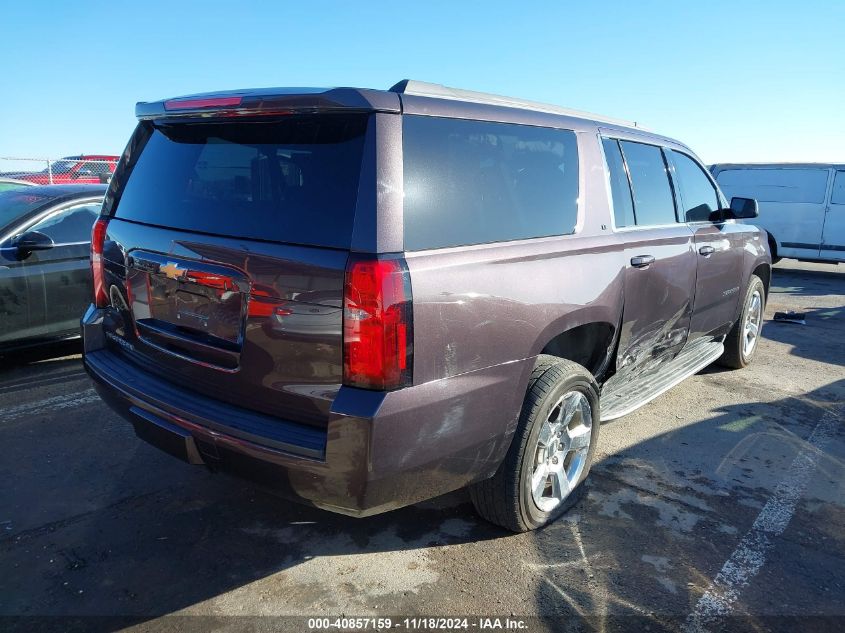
[263,290,342,341]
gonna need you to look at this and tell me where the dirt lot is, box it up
[0,260,842,632]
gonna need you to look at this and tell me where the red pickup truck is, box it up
[0,155,118,185]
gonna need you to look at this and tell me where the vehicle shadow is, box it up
[0,340,82,373]
[768,262,844,367]
[698,303,845,372]
[529,379,845,630]
[770,260,843,298]
[2,380,842,631]
[2,305,843,631]
[0,396,503,629]
[762,305,845,367]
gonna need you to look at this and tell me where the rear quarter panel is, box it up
[406,235,625,384]
[390,231,626,497]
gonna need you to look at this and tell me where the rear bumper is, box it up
[82,306,530,516]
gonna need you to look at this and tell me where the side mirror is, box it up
[14,230,54,254]
[730,196,759,219]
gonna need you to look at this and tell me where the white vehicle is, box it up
[710,163,845,264]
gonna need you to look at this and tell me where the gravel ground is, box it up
[0,259,842,633]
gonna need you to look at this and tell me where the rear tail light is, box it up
[91,217,109,308]
[343,257,413,390]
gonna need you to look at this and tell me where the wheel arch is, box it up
[538,320,618,381]
[765,230,781,263]
[753,261,772,299]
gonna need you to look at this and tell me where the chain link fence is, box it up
[0,156,118,186]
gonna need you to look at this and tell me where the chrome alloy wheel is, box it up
[530,390,593,512]
[743,289,763,358]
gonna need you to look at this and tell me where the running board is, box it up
[600,339,724,422]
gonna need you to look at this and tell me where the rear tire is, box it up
[719,274,765,369]
[469,355,600,532]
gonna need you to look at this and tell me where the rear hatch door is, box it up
[100,113,369,427]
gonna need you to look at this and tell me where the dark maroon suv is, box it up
[82,81,770,532]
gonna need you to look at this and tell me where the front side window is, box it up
[403,116,579,250]
[670,151,721,222]
[619,141,677,227]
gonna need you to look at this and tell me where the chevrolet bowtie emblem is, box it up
[160,262,186,281]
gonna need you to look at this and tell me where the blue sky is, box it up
[1,1,842,164]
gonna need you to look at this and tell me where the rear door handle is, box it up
[699,245,715,256]
[630,255,655,268]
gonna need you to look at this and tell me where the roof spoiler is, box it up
[135,87,400,120]
[390,79,643,129]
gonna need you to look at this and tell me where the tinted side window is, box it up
[30,203,100,243]
[831,171,845,205]
[619,141,677,226]
[403,116,579,250]
[670,151,720,222]
[602,138,635,228]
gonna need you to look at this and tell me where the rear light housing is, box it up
[164,96,243,110]
[91,217,109,308]
[343,256,413,390]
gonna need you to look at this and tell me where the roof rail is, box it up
[390,79,642,129]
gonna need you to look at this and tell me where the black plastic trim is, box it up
[85,349,327,459]
[781,241,821,250]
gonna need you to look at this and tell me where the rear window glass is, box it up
[403,116,579,251]
[114,115,368,248]
[715,168,829,204]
